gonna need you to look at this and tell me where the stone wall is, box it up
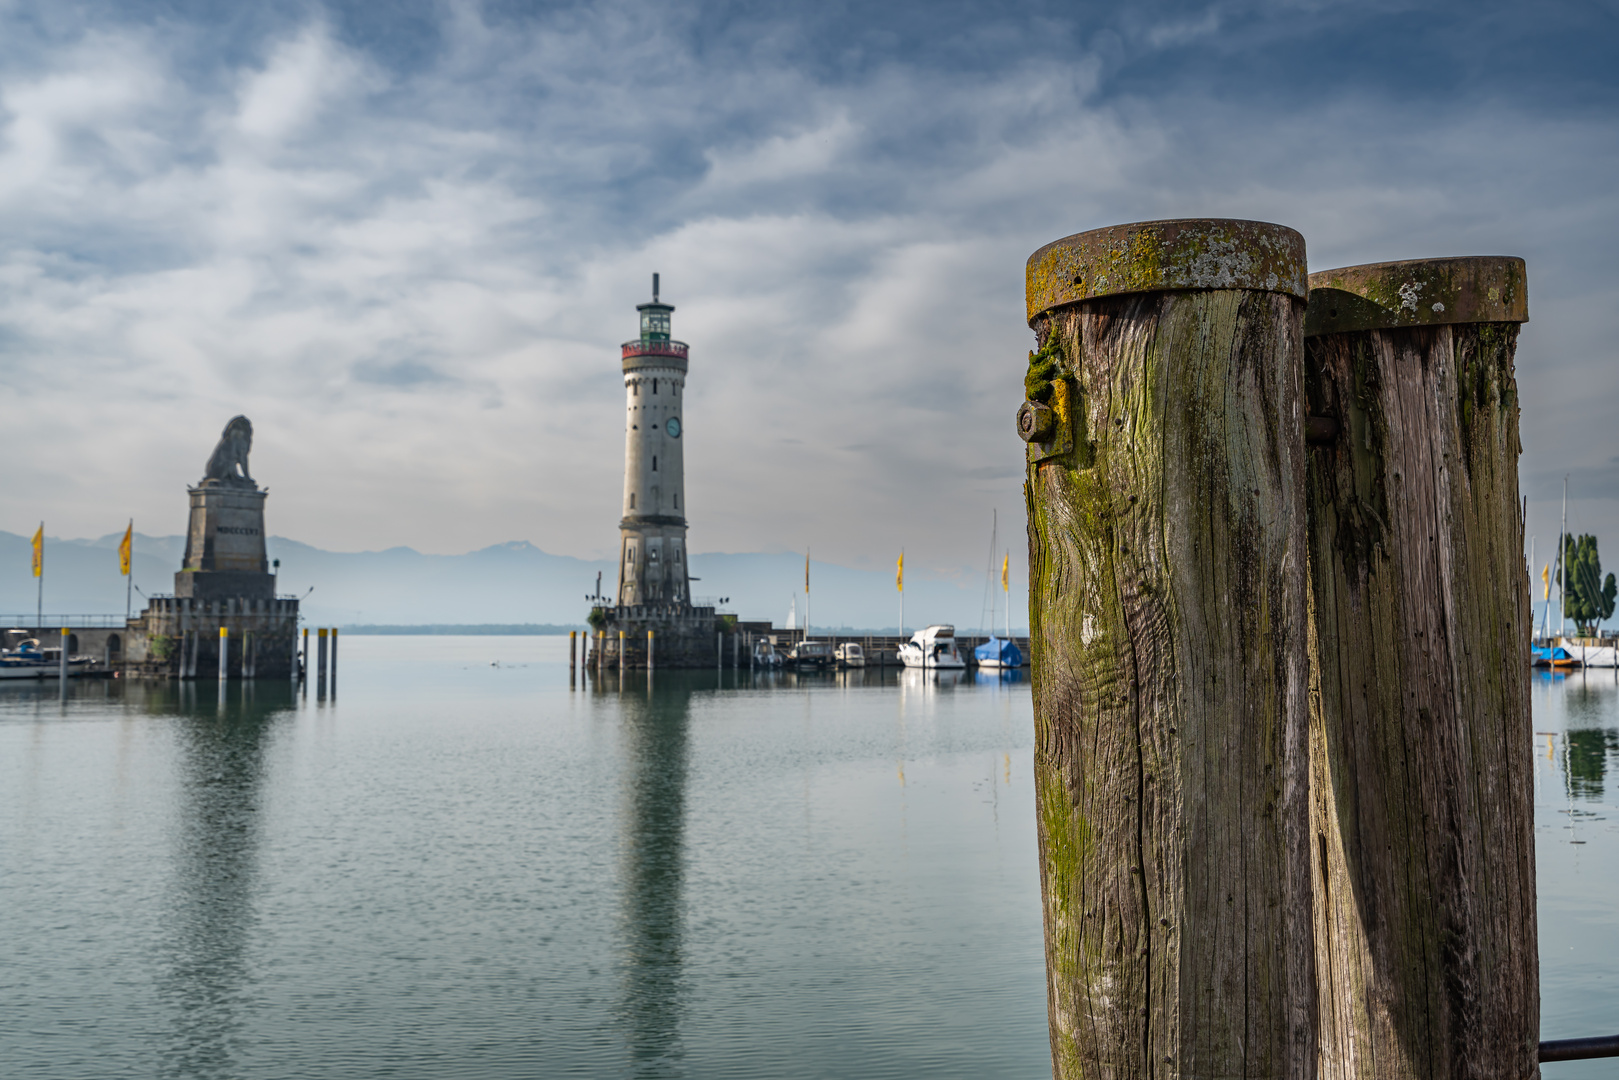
[591,604,718,668]
[127,595,300,677]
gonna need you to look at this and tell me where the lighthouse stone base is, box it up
[594,604,719,668]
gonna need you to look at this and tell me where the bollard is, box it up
[317,627,328,685]
[1022,219,1315,1079]
[570,630,577,674]
[618,630,625,677]
[331,627,339,686]
[59,627,69,684]
[218,627,228,681]
[301,627,309,682]
[1303,257,1536,1078]
[647,629,654,671]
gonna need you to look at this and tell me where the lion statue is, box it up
[202,415,255,485]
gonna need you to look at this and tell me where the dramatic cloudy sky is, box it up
[1,0,1615,592]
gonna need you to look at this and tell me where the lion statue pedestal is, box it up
[175,415,275,604]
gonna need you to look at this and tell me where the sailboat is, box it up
[974,513,1023,669]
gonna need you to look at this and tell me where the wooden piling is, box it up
[570,630,577,674]
[331,627,339,684]
[217,627,228,681]
[317,627,328,684]
[647,629,654,671]
[1303,257,1536,1079]
[1021,218,1316,1079]
[59,627,69,683]
[618,630,625,677]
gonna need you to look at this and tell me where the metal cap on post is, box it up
[1303,256,1535,1079]
[1023,219,1314,1080]
[647,629,654,671]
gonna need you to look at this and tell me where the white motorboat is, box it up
[835,642,865,668]
[0,639,94,680]
[752,639,784,668]
[897,625,966,669]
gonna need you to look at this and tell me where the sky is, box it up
[0,0,1616,605]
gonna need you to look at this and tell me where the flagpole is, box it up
[1561,476,1568,641]
[125,519,134,622]
[899,549,904,640]
[35,521,43,634]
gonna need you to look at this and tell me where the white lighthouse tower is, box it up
[617,273,691,606]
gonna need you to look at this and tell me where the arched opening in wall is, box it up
[68,634,79,653]
[107,634,122,655]
[652,457,658,472]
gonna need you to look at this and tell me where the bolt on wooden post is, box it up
[1303,257,1537,1080]
[1021,218,1317,1079]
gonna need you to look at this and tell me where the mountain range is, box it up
[0,532,1027,634]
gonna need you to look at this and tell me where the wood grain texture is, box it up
[1303,323,1538,1080]
[1027,288,1316,1079]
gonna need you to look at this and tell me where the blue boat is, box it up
[974,637,1023,669]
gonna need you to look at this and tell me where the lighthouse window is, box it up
[652,456,658,471]
[633,383,638,396]
[627,548,635,563]
[652,379,659,394]
[674,494,678,509]
[630,494,635,508]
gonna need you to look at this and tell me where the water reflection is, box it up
[1542,674,1619,803]
[146,680,295,1079]
[605,672,695,1076]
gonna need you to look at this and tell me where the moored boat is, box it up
[0,638,95,680]
[787,639,834,670]
[835,642,865,668]
[974,636,1023,669]
[898,625,966,669]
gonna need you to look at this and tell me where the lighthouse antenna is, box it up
[653,272,659,302]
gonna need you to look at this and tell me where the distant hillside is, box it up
[0,532,1026,634]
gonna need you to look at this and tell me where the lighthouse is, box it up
[617,273,691,606]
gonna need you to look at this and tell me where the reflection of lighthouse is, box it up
[618,273,690,607]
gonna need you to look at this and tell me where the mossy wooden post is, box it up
[1022,219,1317,1079]
[1303,258,1537,1080]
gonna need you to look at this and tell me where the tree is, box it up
[1563,533,1617,635]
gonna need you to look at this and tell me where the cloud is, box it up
[0,0,1612,606]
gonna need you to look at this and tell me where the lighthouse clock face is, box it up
[666,416,681,438]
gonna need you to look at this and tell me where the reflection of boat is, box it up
[835,643,865,668]
[787,640,833,670]
[898,625,965,669]
[0,638,94,679]
[974,637,1023,669]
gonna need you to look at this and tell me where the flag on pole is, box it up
[119,521,133,576]
[896,552,904,592]
[1542,563,1551,601]
[31,523,43,577]
[805,551,810,593]
[1002,552,1009,592]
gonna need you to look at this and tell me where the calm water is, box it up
[3,641,1617,1078]
[2,637,1043,1079]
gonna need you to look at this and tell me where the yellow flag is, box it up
[1002,552,1009,592]
[31,523,42,578]
[896,552,904,592]
[1542,563,1551,601]
[119,521,133,576]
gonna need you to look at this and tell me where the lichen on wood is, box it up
[1303,259,1536,1080]
[1025,225,1316,1079]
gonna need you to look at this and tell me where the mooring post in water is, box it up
[647,629,654,671]
[59,627,69,683]
[317,627,328,687]
[1303,257,1536,1079]
[1021,218,1316,1079]
[331,627,339,686]
[217,627,228,681]
[618,630,625,677]
[570,630,577,675]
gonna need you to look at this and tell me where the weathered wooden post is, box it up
[618,629,625,678]
[1303,257,1537,1079]
[1021,218,1316,1079]
[59,627,69,684]
[647,629,655,671]
[217,626,228,681]
[570,630,577,676]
